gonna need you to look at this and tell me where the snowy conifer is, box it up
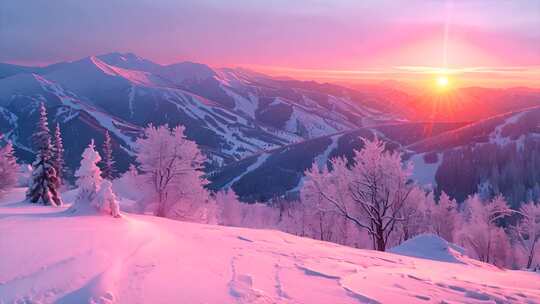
[0,141,19,193]
[101,131,115,180]
[26,103,62,206]
[75,140,103,202]
[94,179,121,217]
[52,123,65,184]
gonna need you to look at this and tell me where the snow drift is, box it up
[0,189,539,304]
[389,234,466,264]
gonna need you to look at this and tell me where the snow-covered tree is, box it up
[135,124,210,220]
[94,180,121,217]
[396,186,430,243]
[514,202,540,269]
[0,141,19,193]
[26,103,62,206]
[457,194,513,266]
[101,131,115,180]
[298,160,366,247]
[430,191,459,242]
[75,140,102,203]
[215,190,245,227]
[302,138,414,251]
[112,164,146,202]
[51,123,65,184]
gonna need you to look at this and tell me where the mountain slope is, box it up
[0,53,409,173]
[208,122,466,202]
[210,104,540,205]
[0,73,139,174]
[408,105,540,205]
[1,189,539,304]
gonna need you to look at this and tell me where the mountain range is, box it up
[1,52,539,204]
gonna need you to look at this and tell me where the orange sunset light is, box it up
[435,75,451,92]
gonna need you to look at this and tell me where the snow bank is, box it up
[389,234,466,263]
[1,191,539,303]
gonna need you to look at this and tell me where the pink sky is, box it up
[1,0,538,87]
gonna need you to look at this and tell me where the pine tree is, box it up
[0,140,19,193]
[52,123,65,184]
[101,131,115,180]
[26,103,62,206]
[75,139,103,203]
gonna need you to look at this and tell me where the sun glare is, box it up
[435,75,451,92]
[436,75,449,87]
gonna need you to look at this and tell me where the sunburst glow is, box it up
[436,75,449,87]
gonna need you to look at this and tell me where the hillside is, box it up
[0,189,539,303]
[210,106,540,204]
[0,53,403,173]
[208,122,466,202]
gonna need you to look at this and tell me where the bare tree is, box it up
[514,202,540,269]
[430,191,459,242]
[457,194,513,266]
[303,138,414,251]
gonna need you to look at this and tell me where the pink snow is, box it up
[0,189,539,304]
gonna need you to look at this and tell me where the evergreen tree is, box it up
[26,103,62,206]
[52,123,65,184]
[101,131,115,180]
[0,140,19,193]
[75,139,103,203]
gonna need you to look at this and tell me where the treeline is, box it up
[0,103,538,270]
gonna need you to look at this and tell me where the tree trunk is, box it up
[527,241,536,269]
[375,236,386,251]
[156,190,166,217]
[375,225,386,251]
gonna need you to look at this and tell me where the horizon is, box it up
[1,1,539,89]
[3,51,540,91]
[1,2,540,301]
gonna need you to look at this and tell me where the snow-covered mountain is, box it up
[211,105,540,205]
[208,122,466,202]
[1,188,539,304]
[0,53,405,174]
[2,53,539,201]
[408,105,540,205]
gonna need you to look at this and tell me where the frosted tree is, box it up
[101,131,115,180]
[302,138,413,251]
[113,164,147,202]
[51,123,65,184]
[299,159,362,246]
[135,124,210,220]
[514,202,540,269]
[26,103,62,206]
[94,180,121,217]
[431,191,459,242]
[396,186,430,243]
[75,140,103,203]
[0,141,19,193]
[215,190,245,227]
[457,194,513,266]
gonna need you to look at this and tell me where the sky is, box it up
[1,0,539,87]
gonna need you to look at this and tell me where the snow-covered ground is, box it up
[1,188,539,304]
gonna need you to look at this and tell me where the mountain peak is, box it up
[96,52,161,72]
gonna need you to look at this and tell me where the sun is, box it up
[436,75,449,87]
[434,75,451,92]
